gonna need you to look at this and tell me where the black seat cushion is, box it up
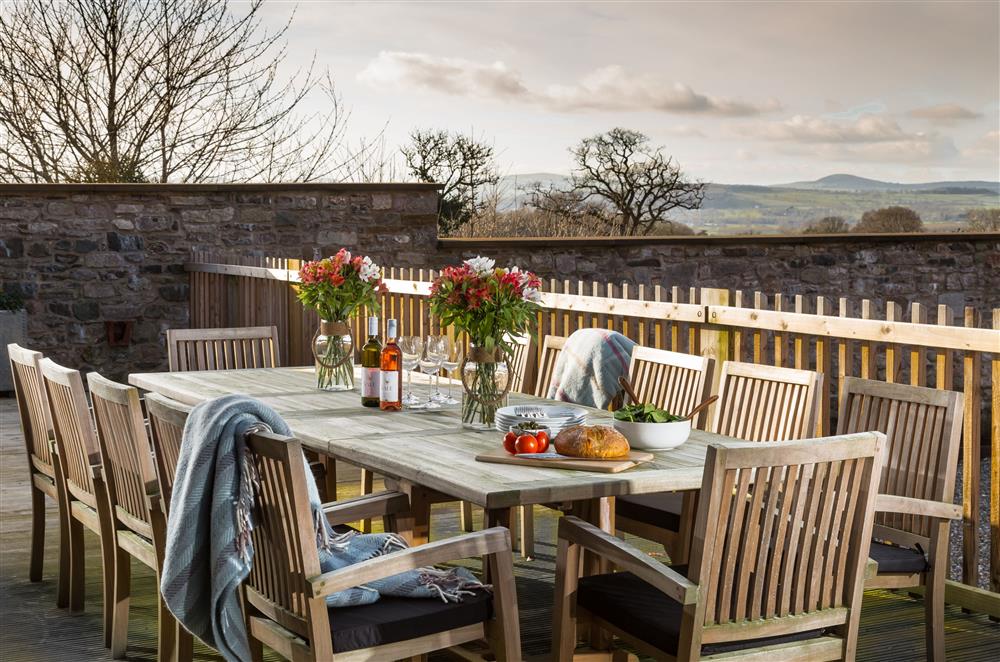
[328,589,492,653]
[577,571,823,656]
[870,540,929,574]
[615,493,685,531]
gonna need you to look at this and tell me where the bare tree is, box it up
[538,128,704,236]
[802,215,851,234]
[964,208,1000,231]
[0,0,367,183]
[853,206,924,233]
[401,129,500,233]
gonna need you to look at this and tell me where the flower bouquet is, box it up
[297,249,387,390]
[429,256,542,428]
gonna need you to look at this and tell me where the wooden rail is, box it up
[185,254,999,614]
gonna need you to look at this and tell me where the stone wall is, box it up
[440,234,1000,313]
[0,183,440,378]
[1,183,997,381]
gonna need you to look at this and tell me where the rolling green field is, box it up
[672,185,999,234]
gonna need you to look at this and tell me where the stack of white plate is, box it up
[495,404,587,435]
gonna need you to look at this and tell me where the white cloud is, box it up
[358,51,530,101]
[961,130,1000,161]
[743,114,916,143]
[541,65,781,116]
[737,114,959,164]
[358,51,780,117]
[907,103,982,123]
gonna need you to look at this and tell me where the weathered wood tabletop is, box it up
[129,366,733,508]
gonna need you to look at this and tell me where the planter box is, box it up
[0,310,27,392]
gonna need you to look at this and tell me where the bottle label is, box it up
[362,368,380,398]
[380,371,399,402]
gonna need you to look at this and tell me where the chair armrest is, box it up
[558,516,698,606]
[321,490,410,527]
[308,526,511,599]
[875,494,961,520]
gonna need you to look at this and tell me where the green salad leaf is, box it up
[614,403,684,424]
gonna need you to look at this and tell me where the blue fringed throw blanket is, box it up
[160,395,486,662]
[546,328,636,409]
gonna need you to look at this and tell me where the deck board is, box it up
[2,396,997,660]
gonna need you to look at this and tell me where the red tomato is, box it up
[515,434,539,454]
[535,430,550,453]
[502,431,518,455]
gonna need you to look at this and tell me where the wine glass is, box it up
[420,336,441,409]
[423,335,449,404]
[438,336,461,405]
[398,335,424,408]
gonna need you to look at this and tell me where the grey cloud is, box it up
[907,103,983,122]
[358,52,779,117]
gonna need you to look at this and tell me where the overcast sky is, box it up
[260,0,999,185]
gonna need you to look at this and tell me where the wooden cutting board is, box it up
[475,449,654,473]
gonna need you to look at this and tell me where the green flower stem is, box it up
[316,330,354,390]
[461,358,505,428]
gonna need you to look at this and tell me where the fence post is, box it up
[993,309,1000,619]
[702,287,730,422]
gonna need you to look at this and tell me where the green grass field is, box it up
[671,186,999,234]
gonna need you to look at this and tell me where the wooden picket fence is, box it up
[186,253,1000,614]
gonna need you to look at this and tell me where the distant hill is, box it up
[495,172,999,234]
[780,173,1000,194]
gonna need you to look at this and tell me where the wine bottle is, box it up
[360,316,381,407]
[379,319,402,411]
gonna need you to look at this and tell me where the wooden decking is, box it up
[1,397,997,661]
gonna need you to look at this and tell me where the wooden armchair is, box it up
[837,377,963,661]
[242,430,522,661]
[626,346,714,426]
[615,348,713,562]
[615,360,823,564]
[143,392,193,516]
[507,332,533,394]
[533,334,567,398]
[88,373,181,662]
[554,432,887,661]
[39,358,116,646]
[166,325,280,371]
[7,344,69,607]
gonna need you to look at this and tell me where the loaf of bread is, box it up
[554,425,630,459]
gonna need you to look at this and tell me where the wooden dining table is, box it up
[128,366,735,549]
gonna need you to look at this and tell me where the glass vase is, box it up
[460,344,510,430]
[313,320,354,391]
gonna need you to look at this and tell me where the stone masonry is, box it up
[0,184,440,377]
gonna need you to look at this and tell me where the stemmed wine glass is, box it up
[423,335,449,404]
[398,335,424,408]
[418,336,446,409]
[438,336,461,405]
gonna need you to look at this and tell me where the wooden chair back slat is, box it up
[167,326,280,371]
[88,373,159,537]
[507,333,532,394]
[7,344,55,473]
[243,432,321,640]
[689,433,884,636]
[628,346,713,427]
[533,334,567,397]
[711,361,822,442]
[837,377,963,540]
[39,358,100,506]
[144,393,191,514]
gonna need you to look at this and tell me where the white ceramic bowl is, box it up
[613,418,691,450]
